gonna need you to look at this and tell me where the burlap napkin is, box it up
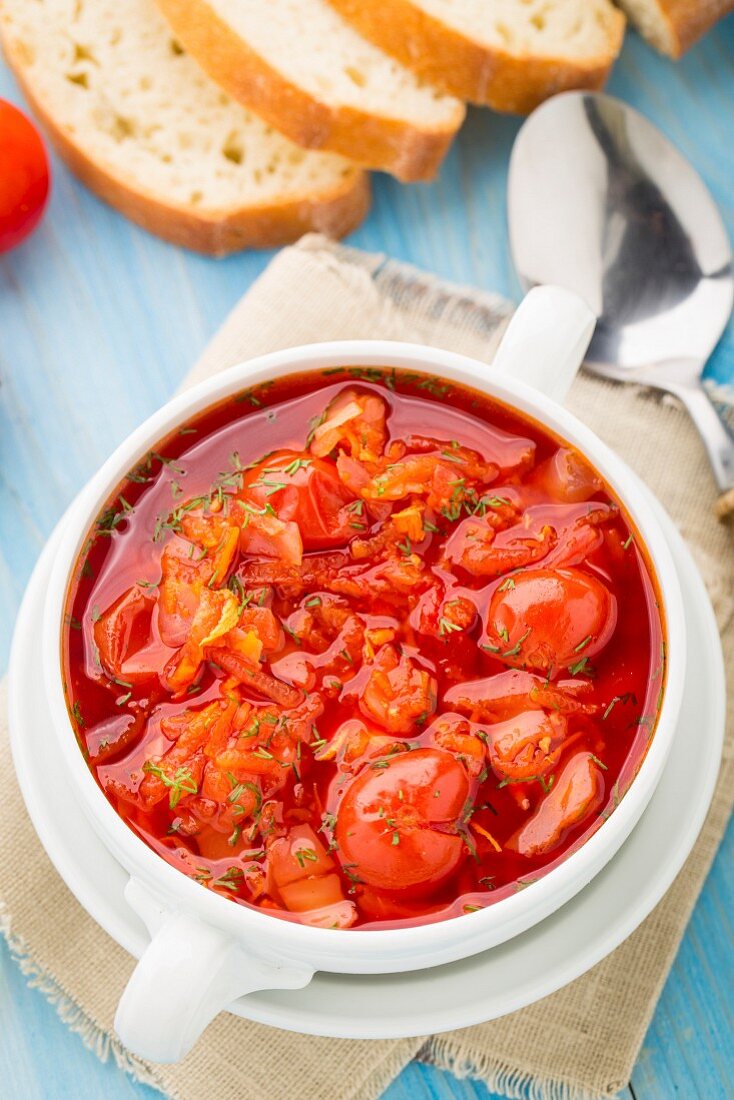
[1,235,732,1100]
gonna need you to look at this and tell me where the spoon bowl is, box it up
[508,91,734,512]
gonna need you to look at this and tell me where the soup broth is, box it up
[62,368,665,929]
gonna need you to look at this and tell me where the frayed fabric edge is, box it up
[0,901,168,1096]
[420,1036,626,1100]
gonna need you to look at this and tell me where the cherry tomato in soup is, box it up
[335,748,470,891]
[241,450,356,548]
[0,100,50,252]
[486,567,617,672]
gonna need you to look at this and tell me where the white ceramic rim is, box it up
[42,340,686,972]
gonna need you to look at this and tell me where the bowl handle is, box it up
[114,878,313,1063]
[492,286,596,404]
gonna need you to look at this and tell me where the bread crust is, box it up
[646,0,734,56]
[325,0,625,113]
[0,32,370,256]
[155,0,464,181]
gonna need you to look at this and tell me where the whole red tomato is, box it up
[335,748,470,892]
[0,99,50,252]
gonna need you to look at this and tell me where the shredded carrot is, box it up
[471,821,502,852]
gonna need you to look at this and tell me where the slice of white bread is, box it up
[615,0,734,56]
[323,0,625,113]
[0,0,370,255]
[154,0,465,182]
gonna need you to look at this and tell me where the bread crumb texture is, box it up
[0,0,361,210]
[204,0,461,123]
[415,0,622,58]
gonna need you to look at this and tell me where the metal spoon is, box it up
[508,91,734,517]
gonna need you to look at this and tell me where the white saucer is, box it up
[9,497,724,1040]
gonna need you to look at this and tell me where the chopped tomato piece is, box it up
[484,710,568,781]
[158,699,234,753]
[238,606,282,652]
[313,718,405,770]
[241,451,356,550]
[239,509,303,566]
[212,696,321,785]
[540,507,614,569]
[391,502,425,542]
[158,538,211,647]
[199,764,261,818]
[267,825,355,924]
[288,596,364,657]
[367,453,442,501]
[445,501,614,578]
[93,584,160,683]
[536,448,602,504]
[412,584,477,639]
[431,715,486,777]
[139,698,237,809]
[360,645,436,734]
[331,556,426,601]
[335,748,469,891]
[507,752,605,856]
[163,588,243,692]
[180,510,240,584]
[349,523,404,562]
[445,669,598,721]
[189,763,264,838]
[268,824,335,889]
[309,389,387,461]
[270,596,364,690]
[355,444,497,512]
[335,452,373,497]
[279,873,345,912]
[445,515,555,577]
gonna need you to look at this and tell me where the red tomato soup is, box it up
[62,369,666,930]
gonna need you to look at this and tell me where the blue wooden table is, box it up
[1,19,732,1100]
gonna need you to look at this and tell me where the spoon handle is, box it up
[663,377,734,518]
